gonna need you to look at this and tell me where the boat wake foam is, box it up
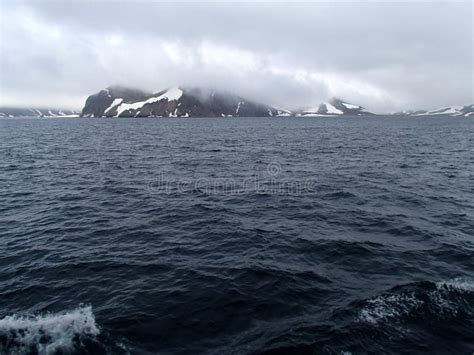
[358,278,474,325]
[0,305,99,354]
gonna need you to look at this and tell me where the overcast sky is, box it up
[0,0,472,112]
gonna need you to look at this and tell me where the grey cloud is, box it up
[0,0,472,111]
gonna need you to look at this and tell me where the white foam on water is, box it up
[0,305,99,354]
[436,278,474,292]
[359,278,473,325]
[358,292,423,324]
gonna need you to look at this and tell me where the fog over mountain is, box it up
[0,0,472,112]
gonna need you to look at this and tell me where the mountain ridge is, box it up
[392,104,474,117]
[80,86,472,118]
[0,107,79,118]
[296,97,375,117]
[80,86,378,118]
[81,86,291,118]
[1,86,472,118]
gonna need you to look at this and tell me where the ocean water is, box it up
[0,116,473,354]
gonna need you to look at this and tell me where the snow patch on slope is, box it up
[159,87,183,101]
[323,102,344,115]
[414,106,461,116]
[273,106,292,116]
[236,101,244,114]
[342,102,360,109]
[104,98,123,114]
[115,87,183,116]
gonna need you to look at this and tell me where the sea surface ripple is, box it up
[0,116,473,354]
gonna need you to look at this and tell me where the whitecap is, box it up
[0,305,99,354]
[358,292,423,324]
[359,278,474,325]
[436,278,474,292]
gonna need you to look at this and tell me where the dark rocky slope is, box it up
[80,86,473,118]
[81,86,291,118]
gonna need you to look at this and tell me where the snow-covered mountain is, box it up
[81,86,291,118]
[393,104,474,117]
[297,98,375,116]
[0,108,79,118]
[2,91,470,119]
[2,95,470,119]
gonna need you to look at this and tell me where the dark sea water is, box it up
[0,116,473,354]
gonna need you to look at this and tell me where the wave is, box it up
[358,278,473,325]
[0,305,99,354]
[358,290,423,324]
[437,278,474,292]
[257,278,474,354]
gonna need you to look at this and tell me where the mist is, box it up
[0,0,472,112]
